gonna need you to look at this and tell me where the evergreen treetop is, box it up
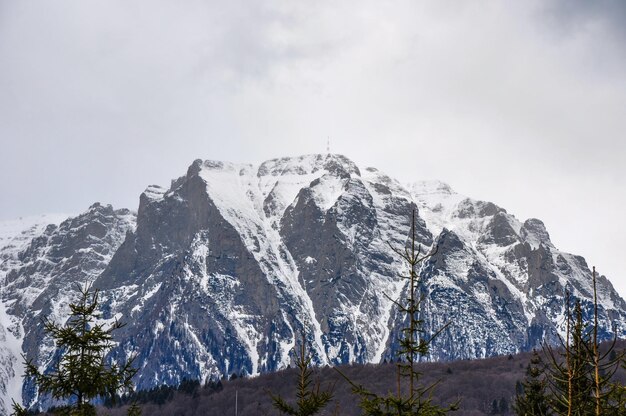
[513,349,551,416]
[269,334,334,416]
[12,284,138,416]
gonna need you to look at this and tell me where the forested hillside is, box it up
[79,341,625,416]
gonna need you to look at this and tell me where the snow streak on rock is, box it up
[0,206,135,413]
[2,154,625,412]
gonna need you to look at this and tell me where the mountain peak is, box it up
[2,154,625,414]
[185,154,360,180]
[258,153,360,178]
[410,180,455,196]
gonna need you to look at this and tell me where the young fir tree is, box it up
[544,294,594,416]
[543,269,624,416]
[126,402,142,416]
[587,267,624,415]
[12,284,138,416]
[338,209,457,416]
[269,334,333,416]
[513,350,551,416]
[609,358,626,410]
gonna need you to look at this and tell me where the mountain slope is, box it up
[409,180,625,360]
[0,206,135,413]
[1,154,624,413]
[0,214,71,414]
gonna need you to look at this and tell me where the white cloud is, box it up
[0,0,624,296]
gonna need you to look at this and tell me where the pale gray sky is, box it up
[1,1,625,296]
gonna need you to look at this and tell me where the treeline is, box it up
[93,342,625,415]
[103,378,217,407]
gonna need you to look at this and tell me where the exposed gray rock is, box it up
[0,204,135,411]
[1,154,624,414]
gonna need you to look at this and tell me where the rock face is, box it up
[1,154,625,413]
[0,206,135,413]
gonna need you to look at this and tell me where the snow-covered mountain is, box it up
[1,154,625,414]
[0,214,71,414]
[0,206,135,413]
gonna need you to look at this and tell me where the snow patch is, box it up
[0,301,24,414]
[143,185,166,201]
[198,161,329,365]
[310,174,346,211]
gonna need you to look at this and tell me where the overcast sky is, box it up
[1,0,625,296]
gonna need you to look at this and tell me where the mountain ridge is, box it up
[1,153,624,414]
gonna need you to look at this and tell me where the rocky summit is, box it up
[1,154,625,413]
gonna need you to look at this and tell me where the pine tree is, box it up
[544,295,594,416]
[127,401,142,416]
[12,284,138,416]
[542,269,624,416]
[513,350,551,416]
[9,401,28,416]
[338,209,457,415]
[269,334,333,416]
[588,267,624,415]
[490,399,499,415]
[498,397,509,414]
[608,358,626,410]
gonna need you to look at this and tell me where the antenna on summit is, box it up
[327,136,331,154]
